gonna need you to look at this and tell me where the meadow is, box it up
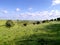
[0,20,60,45]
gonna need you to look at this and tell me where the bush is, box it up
[57,17,60,21]
[42,20,46,23]
[50,19,53,21]
[54,19,57,21]
[36,21,40,24]
[23,23,27,26]
[33,23,35,25]
[42,20,49,23]
[5,20,14,28]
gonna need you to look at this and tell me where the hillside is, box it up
[0,20,60,45]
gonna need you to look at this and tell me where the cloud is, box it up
[52,0,60,5]
[0,9,60,20]
[49,10,60,16]
[16,8,21,12]
[49,10,60,18]
[2,10,8,14]
[20,10,60,20]
[29,8,32,10]
[28,7,32,11]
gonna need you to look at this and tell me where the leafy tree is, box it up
[5,20,15,28]
[57,17,60,21]
[33,23,35,25]
[23,23,27,26]
[36,21,40,24]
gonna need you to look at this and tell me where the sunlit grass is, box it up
[0,21,60,45]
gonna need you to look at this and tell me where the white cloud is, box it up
[3,10,8,14]
[16,8,21,12]
[49,10,55,15]
[52,0,60,5]
[39,11,49,16]
[49,10,60,15]
[29,8,32,10]
[20,10,60,20]
[20,11,48,17]
[28,7,32,11]
[48,10,60,19]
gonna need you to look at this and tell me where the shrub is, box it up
[33,23,35,25]
[36,21,40,24]
[42,20,46,23]
[42,20,49,23]
[50,19,53,21]
[23,23,27,26]
[57,17,60,21]
[5,20,14,28]
[54,19,57,21]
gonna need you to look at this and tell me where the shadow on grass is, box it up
[15,34,60,45]
[2,23,60,45]
[14,23,60,45]
[44,23,60,32]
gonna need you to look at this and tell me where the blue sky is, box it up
[0,0,60,20]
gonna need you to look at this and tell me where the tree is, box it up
[5,20,15,28]
[23,23,27,26]
[36,21,40,24]
[57,17,60,21]
[33,23,35,25]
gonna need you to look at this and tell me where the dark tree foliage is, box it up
[23,23,27,26]
[54,19,56,21]
[57,17,60,21]
[5,20,14,28]
[33,23,35,25]
[42,20,46,23]
[41,20,50,23]
[36,21,40,24]
[50,19,53,21]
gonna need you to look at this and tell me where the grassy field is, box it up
[0,20,60,45]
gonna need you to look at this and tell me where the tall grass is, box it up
[0,21,60,45]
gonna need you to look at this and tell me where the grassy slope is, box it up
[0,21,60,45]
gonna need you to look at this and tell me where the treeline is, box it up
[5,17,60,28]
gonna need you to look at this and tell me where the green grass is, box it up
[0,20,60,45]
